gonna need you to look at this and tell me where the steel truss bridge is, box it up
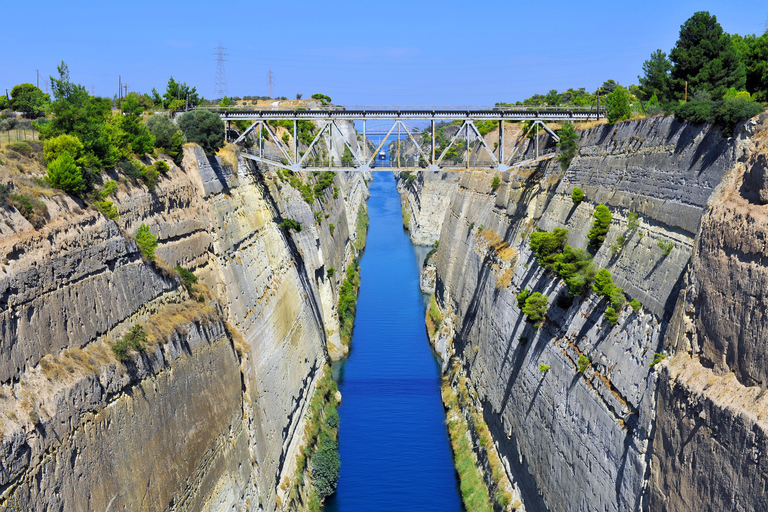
[211,106,605,172]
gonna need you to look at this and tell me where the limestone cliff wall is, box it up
[649,113,768,512]
[406,116,754,511]
[0,144,368,511]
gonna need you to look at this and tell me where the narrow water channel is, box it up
[325,172,462,511]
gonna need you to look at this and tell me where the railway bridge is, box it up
[207,106,606,172]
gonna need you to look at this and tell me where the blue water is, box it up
[325,172,462,512]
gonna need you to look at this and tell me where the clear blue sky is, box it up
[2,1,765,106]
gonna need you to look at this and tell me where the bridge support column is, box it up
[499,119,504,166]
[293,120,298,161]
[431,120,435,165]
[363,120,367,163]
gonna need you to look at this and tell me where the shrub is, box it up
[630,298,641,312]
[593,268,615,297]
[140,164,160,191]
[146,115,184,165]
[46,152,84,193]
[571,187,584,205]
[627,211,639,231]
[112,324,147,362]
[587,204,612,249]
[326,267,335,278]
[7,192,47,228]
[650,352,666,368]
[605,307,619,324]
[491,175,500,191]
[657,239,674,256]
[517,289,531,309]
[7,141,33,158]
[522,292,548,324]
[174,265,198,294]
[96,180,118,200]
[329,223,335,236]
[529,228,569,269]
[338,262,361,346]
[553,246,596,295]
[539,364,550,374]
[95,200,119,219]
[557,121,578,170]
[43,133,83,164]
[135,224,158,259]
[154,160,170,173]
[577,354,590,373]
[279,218,302,233]
[177,110,225,156]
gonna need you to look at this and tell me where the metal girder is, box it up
[398,121,431,166]
[297,122,330,167]
[366,122,400,166]
[233,120,261,145]
[330,120,363,167]
[466,120,498,166]
[436,120,468,166]
[260,121,295,166]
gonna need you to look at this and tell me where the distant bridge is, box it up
[207,106,605,172]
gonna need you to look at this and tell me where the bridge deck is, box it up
[212,106,604,122]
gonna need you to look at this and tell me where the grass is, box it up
[353,200,368,251]
[442,373,494,512]
[426,294,443,338]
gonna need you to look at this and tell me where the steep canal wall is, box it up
[400,113,768,511]
[0,144,368,511]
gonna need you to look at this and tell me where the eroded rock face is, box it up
[0,146,369,511]
[410,116,748,512]
[649,119,768,512]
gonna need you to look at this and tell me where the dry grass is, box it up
[479,227,517,261]
[496,268,514,290]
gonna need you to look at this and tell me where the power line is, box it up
[213,43,229,99]
[266,68,274,99]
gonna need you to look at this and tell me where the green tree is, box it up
[9,83,49,118]
[734,31,768,101]
[638,49,672,102]
[46,152,84,193]
[606,85,632,123]
[545,89,561,106]
[571,187,584,205]
[669,11,746,99]
[177,110,225,156]
[491,174,501,191]
[117,94,155,155]
[557,121,578,170]
[161,76,200,111]
[146,114,185,165]
[135,224,158,259]
[311,93,332,104]
[588,205,612,248]
[44,133,83,164]
[219,96,232,107]
[522,292,548,324]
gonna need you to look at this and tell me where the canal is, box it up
[325,171,462,511]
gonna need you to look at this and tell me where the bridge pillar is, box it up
[499,119,504,165]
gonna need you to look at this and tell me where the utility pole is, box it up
[213,43,229,100]
[36,70,39,89]
[124,84,128,97]
[266,69,274,99]
[119,76,122,100]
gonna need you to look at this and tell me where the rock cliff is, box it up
[0,144,368,511]
[400,114,767,511]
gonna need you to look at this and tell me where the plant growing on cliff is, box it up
[112,324,147,362]
[577,354,590,373]
[174,265,198,294]
[529,228,569,269]
[605,306,619,324]
[517,289,531,310]
[177,110,224,156]
[491,174,501,191]
[46,152,85,193]
[630,298,642,312]
[326,267,335,278]
[657,239,675,256]
[279,218,302,233]
[135,223,158,259]
[338,262,361,346]
[95,200,119,219]
[557,121,578,170]
[571,187,584,205]
[539,364,550,374]
[522,292,548,327]
[587,205,612,249]
[650,352,666,368]
[553,246,596,296]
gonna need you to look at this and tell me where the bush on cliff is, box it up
[522,292,548,327]
[553,246,597,296]
[557,121,578,170]
[135,223,158,259]
[177,109,224,156]
[46,152,85,193]
[529,228,569,269]
[587,205,612,249]
[571,187,584,205]
[112,324,147,362]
